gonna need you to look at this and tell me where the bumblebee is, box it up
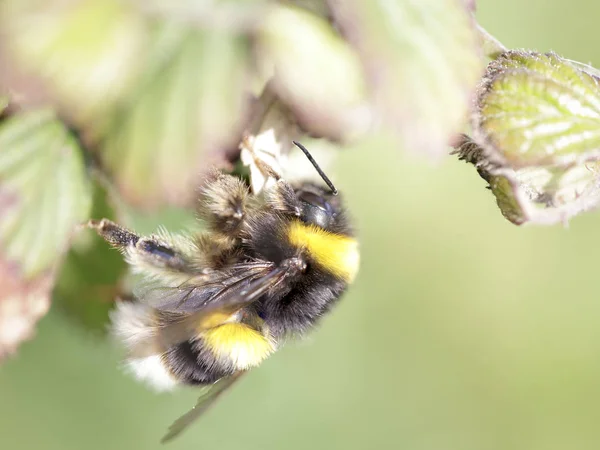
[88,142,359,441]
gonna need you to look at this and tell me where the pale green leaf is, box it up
[487,164,600,226]
[1,0,148,124]
[132,0,268,30]
[486,174,526,225]
[256,4,369,139]
[100,27,250,209]
[455,134,600,225]
[330,0,482,155]
[476,51,600,167]
[0,109,93,277]
[0,109,92,359]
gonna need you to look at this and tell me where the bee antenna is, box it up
[292,141,338,196]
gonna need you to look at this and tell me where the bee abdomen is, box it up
[202,322,276,370]
[111,302,275,389]
[160,322,275,386]
[161,341,232,385]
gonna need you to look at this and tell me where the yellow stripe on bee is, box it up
[287,220,359,282]
[203,323,275,370]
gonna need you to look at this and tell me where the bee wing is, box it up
[161,372,246,443]
[133,261,275,313]
[155,261,297,349]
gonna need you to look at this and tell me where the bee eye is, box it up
[298,190,333,228]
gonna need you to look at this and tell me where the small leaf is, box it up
[454,134,600,225]
[489,165,600,226]
[0,0,148,124]
[476,51,600,168]
[100,26,250,209]
[0,110,93,276]
[485,174,526,225]
[0,109,92,358]
[256,4,369,140]
[330,0,482,156]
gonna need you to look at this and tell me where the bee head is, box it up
[292,141,346,231]
[297,187,335,229]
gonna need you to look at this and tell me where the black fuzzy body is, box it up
[99,178,357,388]
[162,205,351,385]
[245,210,349,338]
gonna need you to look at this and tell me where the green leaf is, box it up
[131,0,268,30]
[1,0,148,124]
[100,26,250,209]
[256,4,368,139]
[454,134,600,225]
[0,109,93,276]
[487,164,600,226]
[476,51,600,168]
[485,174,526,225]
[330,0,482,155]
[0,109,92,358]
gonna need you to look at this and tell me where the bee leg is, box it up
[87,219,195,283]
[198,169,250,235]
[87,218,139,247]
[192,232,240,268]
[264,180,302,216]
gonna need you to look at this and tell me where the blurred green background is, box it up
[3,1,600,450]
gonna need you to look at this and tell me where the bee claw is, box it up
[85,218,101,228]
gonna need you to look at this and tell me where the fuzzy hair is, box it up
[110,301,179,392]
